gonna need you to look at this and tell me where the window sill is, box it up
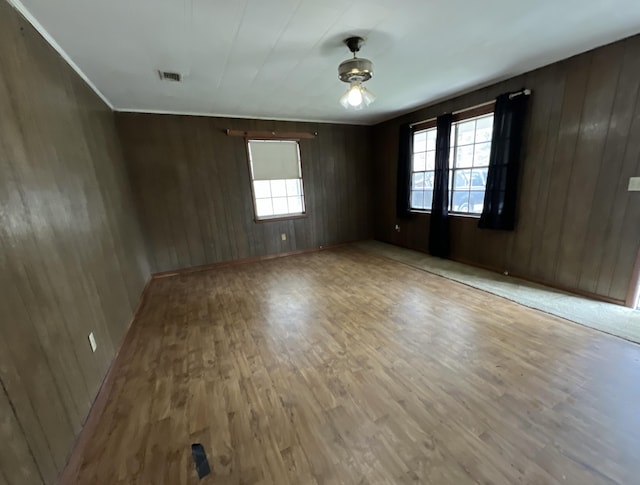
[409,210,480,219]
[254,213,307,224]
[449,212,481,219]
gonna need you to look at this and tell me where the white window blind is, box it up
[248,140,301,180]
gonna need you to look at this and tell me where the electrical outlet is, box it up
[88,332,97,353]
[281,233,287,241]
[628,177,640,192]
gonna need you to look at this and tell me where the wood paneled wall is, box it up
[372,34,640,304]
[0,3,149,484]
[116,114,373,273]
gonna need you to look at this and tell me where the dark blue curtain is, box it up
[428,114,453,257]
[479,92,529,230]
[396,123,412,219]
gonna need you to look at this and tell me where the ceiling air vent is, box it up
[158,70,182,82]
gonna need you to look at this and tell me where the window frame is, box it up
[245,137,308,223]
[409,103,495,217]
[408,121,437,213]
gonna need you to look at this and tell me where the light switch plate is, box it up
[629,177,640,191]
[281,233,287,241]
[88,332,97,352]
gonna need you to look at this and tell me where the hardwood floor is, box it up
[61,247,640,484]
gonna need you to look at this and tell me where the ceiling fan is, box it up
[338,36,375,110]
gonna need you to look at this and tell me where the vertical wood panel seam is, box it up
[22,264,89,421]
[576,52,625,291]
[185,124,211,266]
[6,111,89,430]
[111,113,152,311]
[16,268,77,462]
[18,131,99,405]
[520,70,553,273]
[551,54,593,283]
[28,127,119,394]
[601,61,640,296]
[0,375,45,485]
[78,106,137,322]
[532,66,570,279]
[5,149,93,421]
[174,121,199,267]
[608,153,640,297]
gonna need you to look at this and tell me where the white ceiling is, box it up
[10,0,640,125]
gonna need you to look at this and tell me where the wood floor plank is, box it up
[62,247,640,484]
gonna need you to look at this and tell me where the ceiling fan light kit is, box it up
[338,36,375,110]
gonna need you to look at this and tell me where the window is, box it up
[450,114,493,214]
[410,126,437,211]
[410,109,494,215]
[247,139,306,221]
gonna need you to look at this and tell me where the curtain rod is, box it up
[226,129,317,139]
[410,88,531,128]
[509,88,532,99]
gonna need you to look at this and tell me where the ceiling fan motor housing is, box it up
[338,57,373,83]
[338,36,373,83]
